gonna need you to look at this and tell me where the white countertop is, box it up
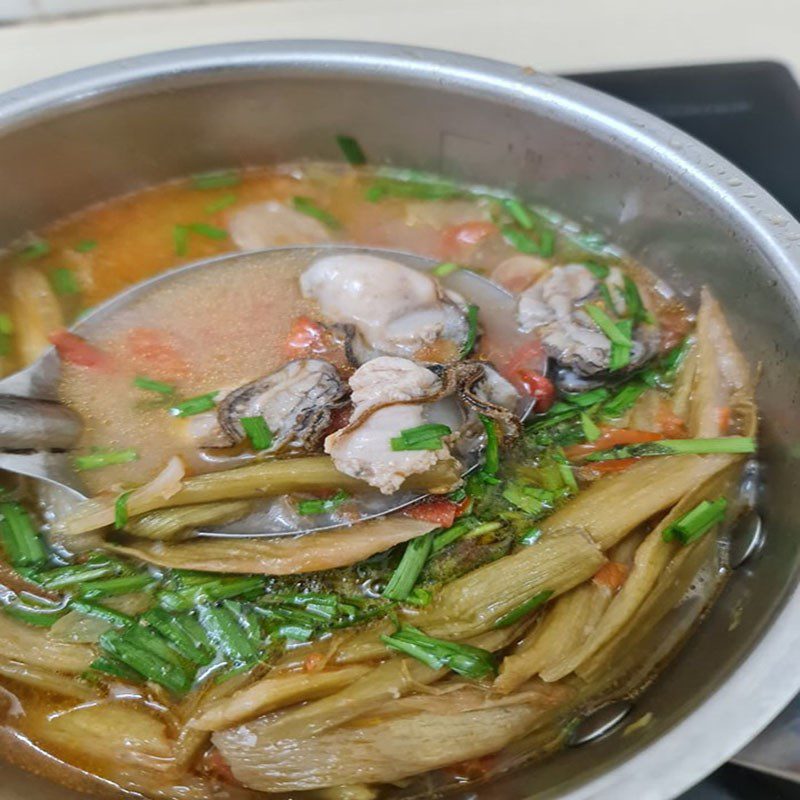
[0,0,796,92]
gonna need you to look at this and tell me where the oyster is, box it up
[459,363,522,440]
[325,357,459,495]
[516,263,659,384]
[203,359,349,453]
[300,254,471,364]
[228,201,333,250]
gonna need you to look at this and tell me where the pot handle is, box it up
[0,395,82,451]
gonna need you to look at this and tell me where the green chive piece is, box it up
[90,655,142,682]
[74,239,98,253]
[494,590,554,628]
[584,261,610,279]
[519,527,542,546]
[35,557,123,589]
[173,225,189,256]
[381,624,497,680]
[405,587,432,607]
[74,448,139,471]
[459,304,480,360]
[502,483,555,519]
[336,134,367,166]
[158,574,264,612]
[49,268,80,296]
[566,388,610,408]
[114,490,133,531]
[197,604,259,663]
[501,225,540,255]
[600,383,648,419]
[382,530,435,601]
[479,414,500,477]
[609,319,633,371]
[431,517,480,553]
[240,416,274,451]
[0,502,47,567]
[580,412,601,442]
[191,169,241,190]
[539,229,555,258]
[170,392,218,417]
[584,437,755,463]
[622,275,654,324]
[143,608,214,665]
[0,313,13,335]
[79,573,154,600]
[187,222,228,240]
[663,497,728,545]
[365,175,462,202]
[296,489,349,516]
[134,375,176,395]
[19,238,50,260]
[204,193,237,214]
[70,599,135,629]
[432,261,460,278]
[585,304,632,347]
[4,594,66,627]
[291,196,341,229]
[503,199,535,229]
[555,448,579,493]
[390,423,452,452]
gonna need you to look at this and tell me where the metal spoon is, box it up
[0,245,534,536]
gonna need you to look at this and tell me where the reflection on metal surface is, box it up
[569,701,634,746]
[728,510,764,570]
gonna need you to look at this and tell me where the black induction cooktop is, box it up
[567,61,800,800]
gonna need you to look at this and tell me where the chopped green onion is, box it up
[0,502,47,568]
[459,304,479,360]
[501,225,540,255]
[503,199,535,229]
[35,556,122,589]
[187,222,228,240]
[90,655,142,682]
[502,483,555,519]
[431,516,480,553]
[584,437,755,463]
[432,261,460,278]
[382,530,435,601]
[3,597,65,627]
[479,414,500,477]
[381,624,496,680]
[583,261,610,279]
[296,489,349,516]
[585,304,632,347]
[609,319,633,371]
[114,490,132,531]
[143,608,214,665]
[0,313,12,357]
[49,268,80,296]
[519,527,542,546]
[170,392,218,417]
[494,589,554,628]
[390,423,452,452]
[600,382,647,419]
[134,375,175,395]
[74,239,98,253]
[74,448,139,471]
[191,169,241,190]
[555,450,579,493]
[539,229,555,258]
[79,573,155,600]
[198,604,259,663]
[158,575,264,612]
[336,134,367,166]
[291,196,341,229]
[622,275,655,324]
[240,416,274,451]
[70,599,135,629]
[405,587,432,606]
[365,177,462,202]
[173,224,189,256]
[641,338,691,389]
[580,412,600,442]
[662,497,728,545]
[204,193,237,214]
[19,238,50,260]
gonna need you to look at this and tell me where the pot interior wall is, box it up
[0,54,799,798]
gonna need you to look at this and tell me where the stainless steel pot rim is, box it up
[1,40,799,800]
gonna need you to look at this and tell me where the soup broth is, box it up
[0,158,756,799]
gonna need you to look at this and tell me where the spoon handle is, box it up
[0,395,82,451]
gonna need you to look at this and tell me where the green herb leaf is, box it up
[432,261,460,278]
[19,238,50,260]
[336,134,367,166]
[381,624,497,680]
[583,261,610,279]
[503,199,535,229]
[502,483,555,519]
[431,516,481,553]
[459,304,479,360]
[204,193,237,214]
[191,169,241,190]
[74,239,98,253]
[382,530,435,601]
[585,304,632,347]
[197,604,259,663]
[70,599,135,629]
[390,423,452,452]
[79,573,155,600]
[662,497,728,544]
[0,502,47,568]
[114,490,133,531]
[519,527,542,546]
[539,228,555,258]
[494,589,554,628]
[74,448,139,471]
[365,175,462,202]
[173,225,189,256]
[584,437,755,463]
[143,608,214,665]
[240,416,274,451]
[479,414,500,477]
[170,392,218,417]
[187,222,228,240]
[291,196,341,229]
[296,489,349,516]
[580,412,600,442]
[501,225,540,255]
[134,375,176,395]
[609,319,633,371]
[49,268,80,296]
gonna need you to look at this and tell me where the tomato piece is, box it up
[49,329,110,369]
[584,457,640,476]
[440,221,497,258]
[565,428,663,459]
[204,748,238,784]
[592,561,629,591]
[717,406,731,434]
[125,327,189,376]
[285,315,331,356]
[445,753,497,780]
[303,652,326,673]
[657,402,688,439]
[516,370,556,412]
[404,497,460,528]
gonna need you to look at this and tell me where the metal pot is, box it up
[1,40,799,800]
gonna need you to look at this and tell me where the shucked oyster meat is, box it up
[228,201,333,250]
[300,254,472,364]
[325,357,459,495]
[517,263,659,383]
[196,359,349,453]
